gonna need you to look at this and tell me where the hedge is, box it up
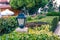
[0,16,59,32]
[28,25,50,34]
[46,12,60,21]
[31,25,50,31]
[46,12,60,16]
[26,15,46,22]
[27,16,59,32]
[0,17,60,40]
[0,30,60,40]
[0,16,18,32]
[40,16,59,32]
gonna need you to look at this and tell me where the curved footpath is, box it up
[54,21,60,36]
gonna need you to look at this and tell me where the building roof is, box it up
[0,4,11,8]
[0,0,10,2]
[0,0,11,8]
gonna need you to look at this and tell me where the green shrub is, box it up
[0,16,18,32]
[35,15,46,19]
[0,18,7,32]
[40,16,59,32]
[59,16,60,21]
[26,16,32,21]
[27,16,59,32]
[46,12,60,21]
[0,31,60,40]
[33,25,50,31]
[5,16,18,32]
[46,12,60,16]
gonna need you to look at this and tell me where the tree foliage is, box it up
[10,0,49,14]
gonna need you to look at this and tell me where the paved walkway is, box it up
[54,21,60,35]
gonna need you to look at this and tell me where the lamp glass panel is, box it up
[18,19,24,25]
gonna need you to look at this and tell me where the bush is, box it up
[28,25,50,34]
[33,25,50,31]
[0,16,18,32]
[0,21,60,40]
[26,16,32,21]
[27,16,59,32]
[0,18,6,32]
[35,15,46,19]
[46,12,60,21]
[0,30,60,40]
[40,16,59,32]
[46,12,60,16]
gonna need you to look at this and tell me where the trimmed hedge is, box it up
[0,16,59,32]
[0,17,60,40]
[46,12,60,16]
[27,16,59,32]
[26,15,46,22]
[46,12,60,21]
[0,16,18,32]
[40,16,59,32]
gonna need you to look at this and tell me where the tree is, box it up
[10,0,49,14]
[59,5,60,12]
[47,0,57,12]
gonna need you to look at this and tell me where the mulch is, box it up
[25,22,48,27]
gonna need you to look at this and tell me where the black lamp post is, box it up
[17,12,26,28]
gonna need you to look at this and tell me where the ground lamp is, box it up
[17,13,26,28]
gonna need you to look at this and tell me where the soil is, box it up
[26,22,48,27]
